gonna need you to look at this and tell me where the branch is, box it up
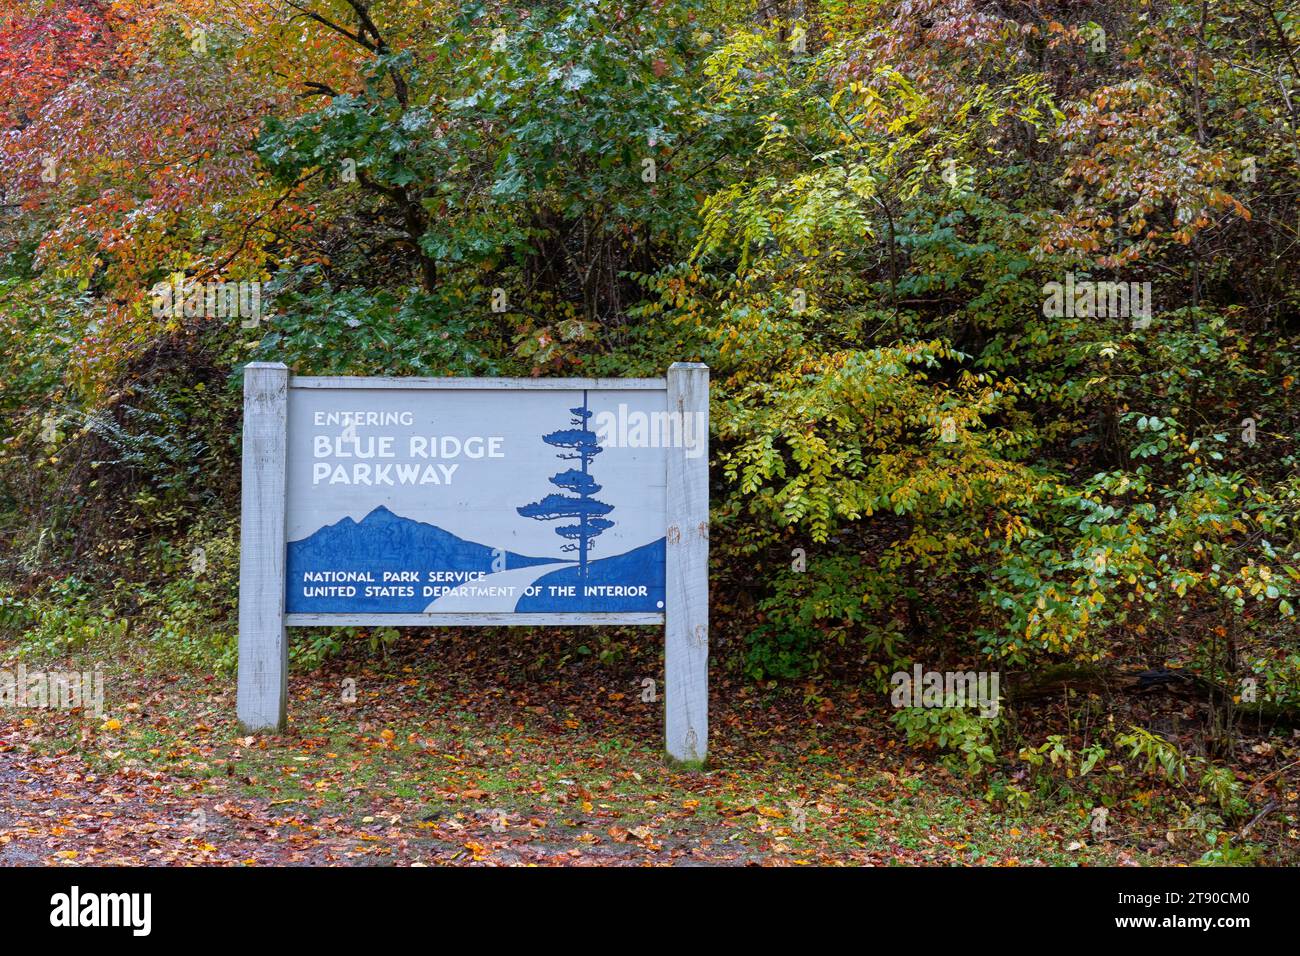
[280,0,374,51]
[196,167,324,281]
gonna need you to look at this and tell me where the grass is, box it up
[0,675,1155,864]
[1,622,1294,866]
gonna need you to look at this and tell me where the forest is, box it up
[1,0,1298,867]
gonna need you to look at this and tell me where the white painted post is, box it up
[237,362,289,732]
[665,362,709,765]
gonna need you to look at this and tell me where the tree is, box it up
[517,391,614,576]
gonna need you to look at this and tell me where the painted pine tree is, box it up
[517,391,615,576]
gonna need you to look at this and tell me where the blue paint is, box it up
[285,506,559,613]
[514,538,666,613]
[517,390,614,576]
[286,505,663,614]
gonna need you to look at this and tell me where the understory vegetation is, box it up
[2,0,1299,864]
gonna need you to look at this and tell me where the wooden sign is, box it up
[237,363,709,763]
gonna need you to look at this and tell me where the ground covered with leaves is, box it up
[3,632,1296,867]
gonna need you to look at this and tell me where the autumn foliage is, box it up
[2,0,1299,862]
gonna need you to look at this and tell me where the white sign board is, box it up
[236,364,709,764]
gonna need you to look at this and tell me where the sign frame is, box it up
[236,362,709,764]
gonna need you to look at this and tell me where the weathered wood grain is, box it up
[664,363,709,764]
[291,376,666,390]
[237,362,289,731]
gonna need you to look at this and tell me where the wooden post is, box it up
[237,362,289,732]
[665,363,709,765]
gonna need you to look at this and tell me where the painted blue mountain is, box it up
[286,506,560,613]
[514,538,666,613]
